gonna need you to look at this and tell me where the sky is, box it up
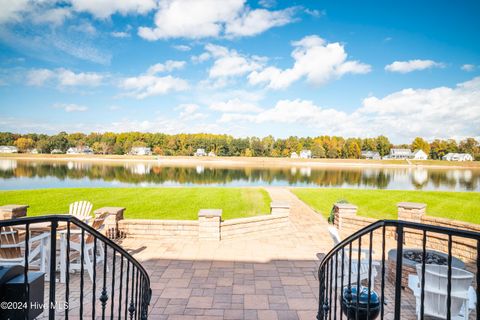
[0,0,479,144]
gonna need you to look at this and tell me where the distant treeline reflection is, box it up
[0,160,478,190]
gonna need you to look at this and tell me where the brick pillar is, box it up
[333,203,357,231]
[270,202,290,215]
[0,205,29,219]
[198,209,222,241]
[397,202,426,223]
[94,207,126,239]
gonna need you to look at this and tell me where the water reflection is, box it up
[0,159,478,191]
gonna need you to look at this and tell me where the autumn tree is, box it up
[14,137,35,152]
[411,137,430,154]
[376,135,391,157]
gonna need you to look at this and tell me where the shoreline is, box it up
[1,154,479,170]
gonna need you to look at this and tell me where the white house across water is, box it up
[194,148,207,156]
[130,147,152,156]
[0,146,18,153]
[442,153,473,161]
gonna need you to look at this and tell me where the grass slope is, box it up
[0,187,271,220]
[292,188,480,224]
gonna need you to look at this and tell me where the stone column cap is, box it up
[0,204,29,211]
[270,201,290,209]
[397,202,426,210]
[198,209,222,218]
[334,203,357,210]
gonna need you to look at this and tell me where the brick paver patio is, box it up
[33,187,476,319]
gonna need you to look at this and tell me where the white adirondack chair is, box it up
[59,212,108,283]
[328,226,379,287]
[408,264,476,319]
[0,226,50,272]
[69,201,93,223]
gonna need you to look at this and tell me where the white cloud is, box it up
[121,75,188,99]
[461,64,476,72]
[209,99,263,113]
[70,21,97,35]
[304,8,323,17]
[224,7,295,37]
[248,35,371,89]
[32,7,72,25]
[0,1,72,25]
[219,99,348,124]
[172,44,191,51]
[25,68,103,87]
[191,52,211,63]
[146,60,186,74]
[50,35,111,64]
[69,0,157,19]
[138,0,296,40]
[205,43,264,79]
[111,31,131,38]
[176,103,208,120]
[26,69,55,86]
[57,68,103,86]
[0,0,29,24]
[258,0,276,8]
[53,103,88,112]
[121,63,188,99]
[385,59,444,73]
[219,77,480,142]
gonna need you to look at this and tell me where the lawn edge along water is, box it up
[292,188,480,224]
[0,187,272,220]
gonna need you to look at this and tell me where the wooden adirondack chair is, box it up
[0,226,50,272]
[59,212,108,282]
[408,264,476,319]
[328,226,379,287]
[69,201,93,223]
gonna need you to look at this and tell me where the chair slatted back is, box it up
[0,226,21,259]
[69,201,93,221]
[86,212,108,244]
[416,264,474,318]
[328,226,341,246]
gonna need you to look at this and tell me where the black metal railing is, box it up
[0,215,151,319]
[318,220,480,320]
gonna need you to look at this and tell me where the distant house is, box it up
[194,148,206,157]
[30,149,39,154]
[208,151,216,157]
[50,149,64,154]
[0,146,18,153]
[299,150,312,159]
[361,150,381,160]
[388,148,413,159]
[290,152,299,159]
[442,153,473,161]
[130,147,152,156]
[67,146,94,155]
[412,149,428,160]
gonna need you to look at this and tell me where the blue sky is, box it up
[0,0,479,143]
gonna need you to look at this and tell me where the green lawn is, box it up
[0,187,271,220]
[292,188,480,224]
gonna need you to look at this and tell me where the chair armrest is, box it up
[408,274,420,297]
[29,232,50,242]
[468,286,476,309]
[58,229,83,234]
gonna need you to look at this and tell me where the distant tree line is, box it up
[0,132,478,160]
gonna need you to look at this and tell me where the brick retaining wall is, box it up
[334,202,479,265]
[116,203,291,241]
[118,219,199,239]
[221,213,290,239]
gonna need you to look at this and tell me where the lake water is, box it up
[0,159,478,191]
